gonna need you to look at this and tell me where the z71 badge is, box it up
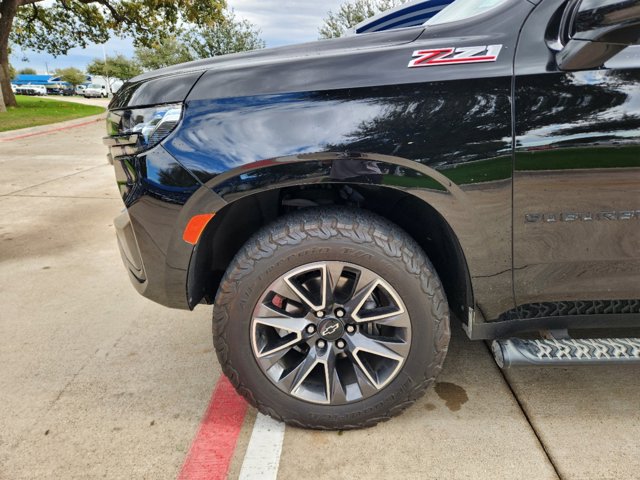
[408,45,503,68]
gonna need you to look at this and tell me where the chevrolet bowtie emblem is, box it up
[322,323,340,336]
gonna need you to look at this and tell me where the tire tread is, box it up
[213,208,450,429]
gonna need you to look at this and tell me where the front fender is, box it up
[175,152,511,317]
[166,82,514,318]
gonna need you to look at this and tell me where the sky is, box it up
[10,0,347,74]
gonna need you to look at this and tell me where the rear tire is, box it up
[213,208,450,429]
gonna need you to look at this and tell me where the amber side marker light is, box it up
[183,213,215,245]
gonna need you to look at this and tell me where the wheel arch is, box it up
[187,182,474,322]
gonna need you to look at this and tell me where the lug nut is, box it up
[316,339,327,349]
[336,339,346,349]
[306,324,316,334]
[316,311,325,318]
[346,324,356,334]
[335,308,345,318]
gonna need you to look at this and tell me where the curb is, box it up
[0,113,106,142]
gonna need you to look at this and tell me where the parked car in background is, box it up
[10,84,17,93]
[46,84,74,96]
[16,84,47,96]
[84,84,108,98]
[75,85,87,96]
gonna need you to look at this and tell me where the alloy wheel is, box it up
[251,261,411,405]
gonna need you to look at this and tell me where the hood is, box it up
[130,27,424,83]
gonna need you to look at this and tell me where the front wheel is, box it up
[213,208,450,429]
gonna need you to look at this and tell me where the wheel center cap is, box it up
[318,318,344,341]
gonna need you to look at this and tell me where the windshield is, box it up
[88,84,102,89]
[425,0,509,26]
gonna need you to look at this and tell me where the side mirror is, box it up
[557,0,640,70]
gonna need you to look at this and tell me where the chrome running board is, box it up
[492,338,640,368]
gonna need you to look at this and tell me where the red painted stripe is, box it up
[178,376,249,480]
[0,117,103,142]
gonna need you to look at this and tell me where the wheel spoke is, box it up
[256,345,293,371]
[255,302,296,319]
[288,348,325,398]
[269,280,305,306]
[351,355,380,397]
[368,310,411,328]
[348,333,405,362]
[329,362,348,404]
[353,267,381,295]
[284,264,327,311]
[374,336,410,357]
[253,316,308,335]
[318,347,348,405]
[347,333,406,389]
[253,316,308,358]
[347,276,405,323]
[343,278,377,316]
[324,262,344,306]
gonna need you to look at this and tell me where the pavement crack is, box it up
[49,348,100,408]
[483,341,563,480]
[9,325,134,451]
[9,347,100,450]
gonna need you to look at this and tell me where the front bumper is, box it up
[107,142,201,309]
[114,210,146,285]
[108,143,227,310]
[112,194,194,309]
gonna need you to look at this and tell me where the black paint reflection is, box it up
[516,69,640,162]
[165,78,513,187]
[117,146,200,207]
[212,157,447,197]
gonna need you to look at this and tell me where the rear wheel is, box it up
[213,208,450,429]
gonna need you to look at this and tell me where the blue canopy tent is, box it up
[12,74,53,85]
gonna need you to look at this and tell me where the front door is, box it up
[512,0,640,318]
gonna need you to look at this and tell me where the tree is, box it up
[8,62,14,79]
[319,0,407,39]
[185,9,265,59]
[0,0,226,111]
[87,54,142,82]
[56,67,86,87]
[0,73,4,111]
[135,35,193,71]
[17,66,35,74]
[134,10,264,72]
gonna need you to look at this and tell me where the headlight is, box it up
[104,103,183,156]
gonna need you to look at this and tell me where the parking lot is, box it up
[1,111,639,479]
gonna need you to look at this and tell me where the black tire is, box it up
[213,208,450,429]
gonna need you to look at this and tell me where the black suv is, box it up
[104,0,640,429]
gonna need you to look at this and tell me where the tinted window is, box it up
[425,0,509,26]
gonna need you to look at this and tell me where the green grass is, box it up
[0,95,105,132]
[516,146,640,170]
[383,146,640,189]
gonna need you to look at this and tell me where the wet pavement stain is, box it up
[424,403,437,411]
[434,382,468,412]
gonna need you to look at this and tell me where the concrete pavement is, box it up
[0,119,638,479]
